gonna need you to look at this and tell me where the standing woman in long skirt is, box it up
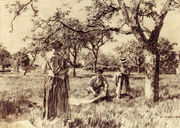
[43,41,70,121]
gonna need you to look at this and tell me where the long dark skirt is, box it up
[120,74,130,93]
[43,75,70,120]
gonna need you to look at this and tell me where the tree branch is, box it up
[85,45,93,51]
[149,0,172,44]
[69,48,75,57]
[91,5,120,24]
[117,0,131,25]
[43,26,64,44]
[134,0,148,44]
[60,21,86,33]
[10,0,33,32]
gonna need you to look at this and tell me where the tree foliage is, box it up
[0,44,11,71]
[158,38,178,74]
[115,38,178,74]
[98,52,120,67]
[12,50,30,72]
[60,19,85,77]
[83,29,114,72]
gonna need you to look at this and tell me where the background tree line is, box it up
[81,38,178,74]
[1,36,178,76]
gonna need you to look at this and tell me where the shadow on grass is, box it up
[0,96,38,121]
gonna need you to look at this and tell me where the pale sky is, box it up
[0,0,180,54]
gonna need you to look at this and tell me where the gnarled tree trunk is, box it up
[144,49,160,101]
[73,52,78,77]
[93,57,97,73]
[17,64,20,73]
[73,66,76,77]
[93,50,99,73]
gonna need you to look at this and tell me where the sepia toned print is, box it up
[0,0,180,128]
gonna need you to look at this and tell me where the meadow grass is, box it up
[0,69,180,128]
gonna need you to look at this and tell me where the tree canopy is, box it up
[0,44,11,71]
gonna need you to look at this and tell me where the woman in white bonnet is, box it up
[114,58,131,99]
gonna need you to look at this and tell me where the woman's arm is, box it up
[44,59,55,77]
[53,55,69,75]
[56,68,69,75]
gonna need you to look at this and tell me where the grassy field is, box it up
[0,68,180,128]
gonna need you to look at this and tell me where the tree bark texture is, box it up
[72,55,77,77]
[94,59,97,73]
[73,66,76,77]
[144,49,160,101]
